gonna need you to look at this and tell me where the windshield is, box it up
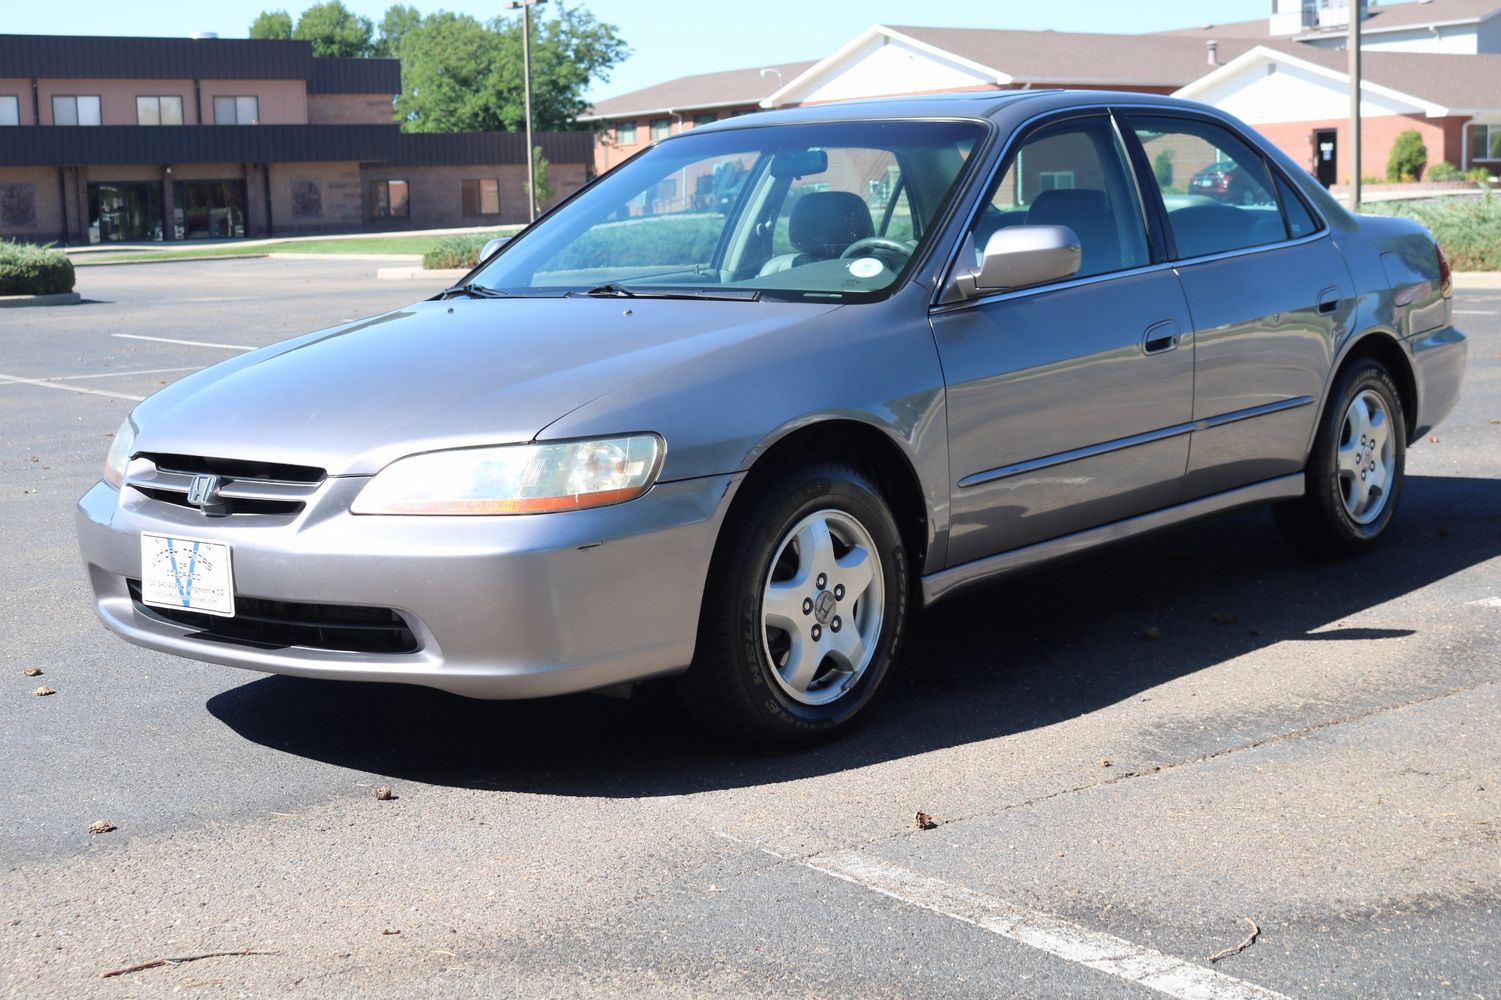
[469,120,985,302]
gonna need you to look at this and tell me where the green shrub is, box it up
[1386,130,1428,182]
[1361,193,1501,270]
[1425,161,1464,182]
[549,214,724,270]
[1466,167,1494,184]
[422,233,506,270]
[1153,150,1174,189]
[0,240,75,295]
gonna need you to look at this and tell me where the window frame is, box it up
[135,95,184,126]
[369,179,410,218]
[212,95,260,126]
[1470,123,1501,163]
[1117,107,1327,266]
[461,177,501,217]
[614,121,637,145]
[52,94,102,127]
[0,95,19,127]
[649,118,671,142]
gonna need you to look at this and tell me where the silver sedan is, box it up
[77,90,1467,746]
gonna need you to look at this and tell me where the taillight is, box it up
[1436,243,1453,298]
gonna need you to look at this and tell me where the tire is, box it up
[1275,361,1407,557]
[677,461,910,748]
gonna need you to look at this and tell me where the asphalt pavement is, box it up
[1,258,1497,999]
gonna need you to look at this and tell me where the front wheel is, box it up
[677,462,909,748]
[1275,361,1407,556]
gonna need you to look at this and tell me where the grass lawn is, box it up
[74,230,522,265]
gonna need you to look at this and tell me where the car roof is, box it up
[691,89,1224,131]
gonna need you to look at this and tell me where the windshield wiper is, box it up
[438,282,510,300]
[571,283,761,302]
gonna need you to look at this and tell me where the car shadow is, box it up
[206,474,1501,795]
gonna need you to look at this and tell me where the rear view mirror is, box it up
[952,225,1081,299]
[479,237,507,262]
[770,149,829,179]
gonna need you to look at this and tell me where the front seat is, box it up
[1025,189,1120,278]
[759,191,874,276]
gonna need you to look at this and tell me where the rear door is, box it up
[1126,112,1352,499]
[930,113,1195,567]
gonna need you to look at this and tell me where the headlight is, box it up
[103,417,137,488]
[351,435,664,515]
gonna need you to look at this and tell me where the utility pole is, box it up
[1348,0,1362,212]
[507,0,547,222]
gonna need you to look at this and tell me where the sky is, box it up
[3,1,1418,101]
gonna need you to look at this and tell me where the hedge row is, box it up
[0,241,75,295]
[1362,194,1501,271]
[422,233,507,271]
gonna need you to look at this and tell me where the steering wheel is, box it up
[840,237,913,265]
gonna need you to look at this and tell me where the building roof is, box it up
[1183,41,1501,113]
[885,25,1259,89]
[1154,0,1501,40]
[580,60,817,120]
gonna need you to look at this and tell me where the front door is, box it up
[1129,113,1353,499]
[930,114,1195,567]
[1314,129,1338,188]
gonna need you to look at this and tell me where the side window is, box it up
[1274,172,1319,239]
[976,116,1148,281]
[1130,115,1289,259]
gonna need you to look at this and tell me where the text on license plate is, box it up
[139,533,235,617]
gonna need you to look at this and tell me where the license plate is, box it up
[140,533,235,617]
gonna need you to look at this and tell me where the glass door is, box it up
[87,182,163,243]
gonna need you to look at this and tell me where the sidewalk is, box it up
[61,224,510,256]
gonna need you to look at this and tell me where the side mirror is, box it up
[479,237,508,262]
[951,225,1081,299]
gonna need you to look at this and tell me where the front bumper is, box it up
[77,472,740,698]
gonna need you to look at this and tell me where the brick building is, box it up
[0,33,592,244]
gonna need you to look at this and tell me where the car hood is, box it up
[130,296,841,476]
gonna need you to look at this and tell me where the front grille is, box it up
[126,453,326,517]
[128,581,419,654]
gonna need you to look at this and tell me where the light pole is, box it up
[507,0,547,222]
[1348,0,1362,211]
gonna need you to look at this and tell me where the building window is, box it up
[136,96,184,126]
[370,179,409,218]
[462,178,500,216]
[0,96,18,126]
[614,121,636,145]
[650,118,671,142]
[52,95,101,126]
[213,96,260,125]
[1470,123,1501,161]
[692,113,717,127]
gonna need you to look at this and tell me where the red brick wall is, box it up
[1253,114,1469,183]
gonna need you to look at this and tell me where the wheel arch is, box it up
[1323,329,1418,443]
[730,417,937,581]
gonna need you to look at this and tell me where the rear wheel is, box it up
[1275,361,1406,556]
[677,461,909,748]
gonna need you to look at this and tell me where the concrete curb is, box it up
[377,267,467,281]
[1454,272,1501,289]
[74,254,269,267]
[0,291,82,308]
[270,253,423,263]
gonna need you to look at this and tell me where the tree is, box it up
[249,10,293,40]
[527,146,553,209]
[395,2,628,133]
[1153,150,1173,190]
[292,1,374,58]
[1386,129,1428,182]
[374,4,422,58]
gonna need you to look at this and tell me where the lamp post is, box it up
[1349,0,1362,211]
[507,0,547,222]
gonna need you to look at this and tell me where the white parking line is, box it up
[113,334,254,351]
[1453,310,1497,315]
[1465,597,1501,609]
[43,367,202,381]
[717,833,1289,1000]
[0,372,145,402]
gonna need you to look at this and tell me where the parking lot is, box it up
[2,257,1498,998]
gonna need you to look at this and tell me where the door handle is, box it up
[1143,320,1181,355]
[1317,287,1342,314]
